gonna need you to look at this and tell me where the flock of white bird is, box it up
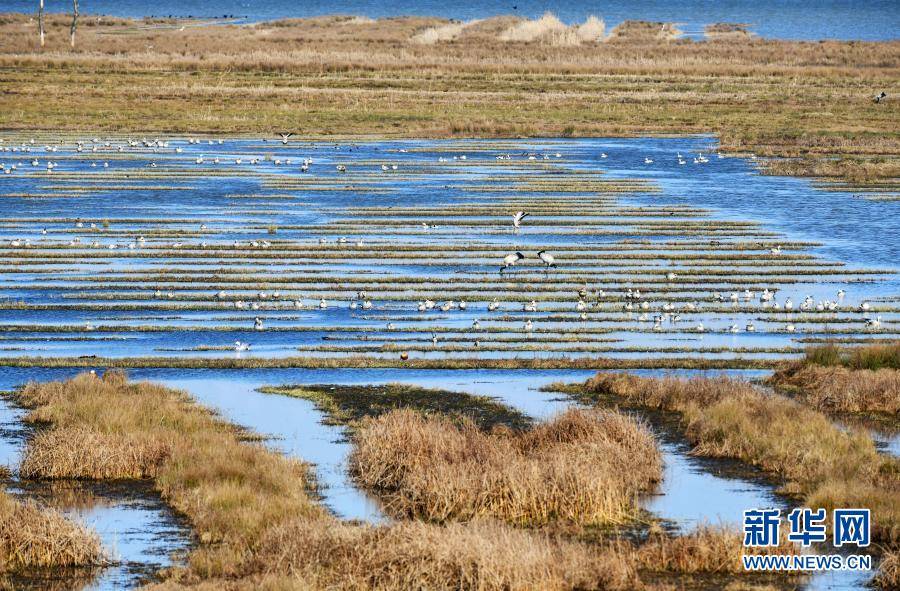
[0,136,887,357]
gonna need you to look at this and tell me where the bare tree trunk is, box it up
[70,0,79,48]
[38,0,45,47]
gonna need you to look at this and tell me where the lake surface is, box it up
[5,0,899,40]
[1,136,897,365]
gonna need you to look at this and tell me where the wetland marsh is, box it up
[0,8,898,591]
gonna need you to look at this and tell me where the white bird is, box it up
[524,300,537,312]
[746,322,755,332]
[537,250,555,268]
[786,324,795,333]
[524,319,533,332]
[458,300,467,310]
[644,157,653,164]
[512,211,529,230]
[488,298,499,312]
[600,153,608,159]
[695,322,705,332]
[666,271,677,281]
[234,341,251,352]
[501,252,525,273]
[319,298,328,309]
[279,133,293,144]
[254,317,264,330]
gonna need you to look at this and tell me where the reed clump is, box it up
[578,373,900,543]
[351,407,661,526]
[0,491,105,571]
[799,342,900,371]
[769,343,900,414]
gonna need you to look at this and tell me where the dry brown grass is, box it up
[498,12,604,46]
[768,364,900,414]
[583,371,754,410]
[633,525,796,574]
[250,517,636,591]
[875,547,899,590]
[0,490,105,571]
[769,342,900,414]
[16,370,325,571]
[20,426,170,479]
[18,372,645,590]
[351,407,661,526]
[0,13,896,188]
[579,373,900,544]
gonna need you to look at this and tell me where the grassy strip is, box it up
[792,342,900,370]
[0,355,779,370]
[0,489,105,572]
[563,373,900,544]
[767,343,900,416]
[262,383,529,431]
[15,371,640,590]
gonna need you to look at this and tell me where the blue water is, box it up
[5,0,899,40]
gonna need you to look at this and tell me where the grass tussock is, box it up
[875,547,899,590]
[351,407,661,526]
[769,342,900,414]
[411,20,475,44]
[578,372,900,543]
[499,13,605,46]
[0,491,105,571]
[20,426,170,479]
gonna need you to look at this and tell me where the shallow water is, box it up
[1,137,897,365]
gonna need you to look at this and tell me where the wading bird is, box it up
[537,250,556,268]
[500,252,524,273]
